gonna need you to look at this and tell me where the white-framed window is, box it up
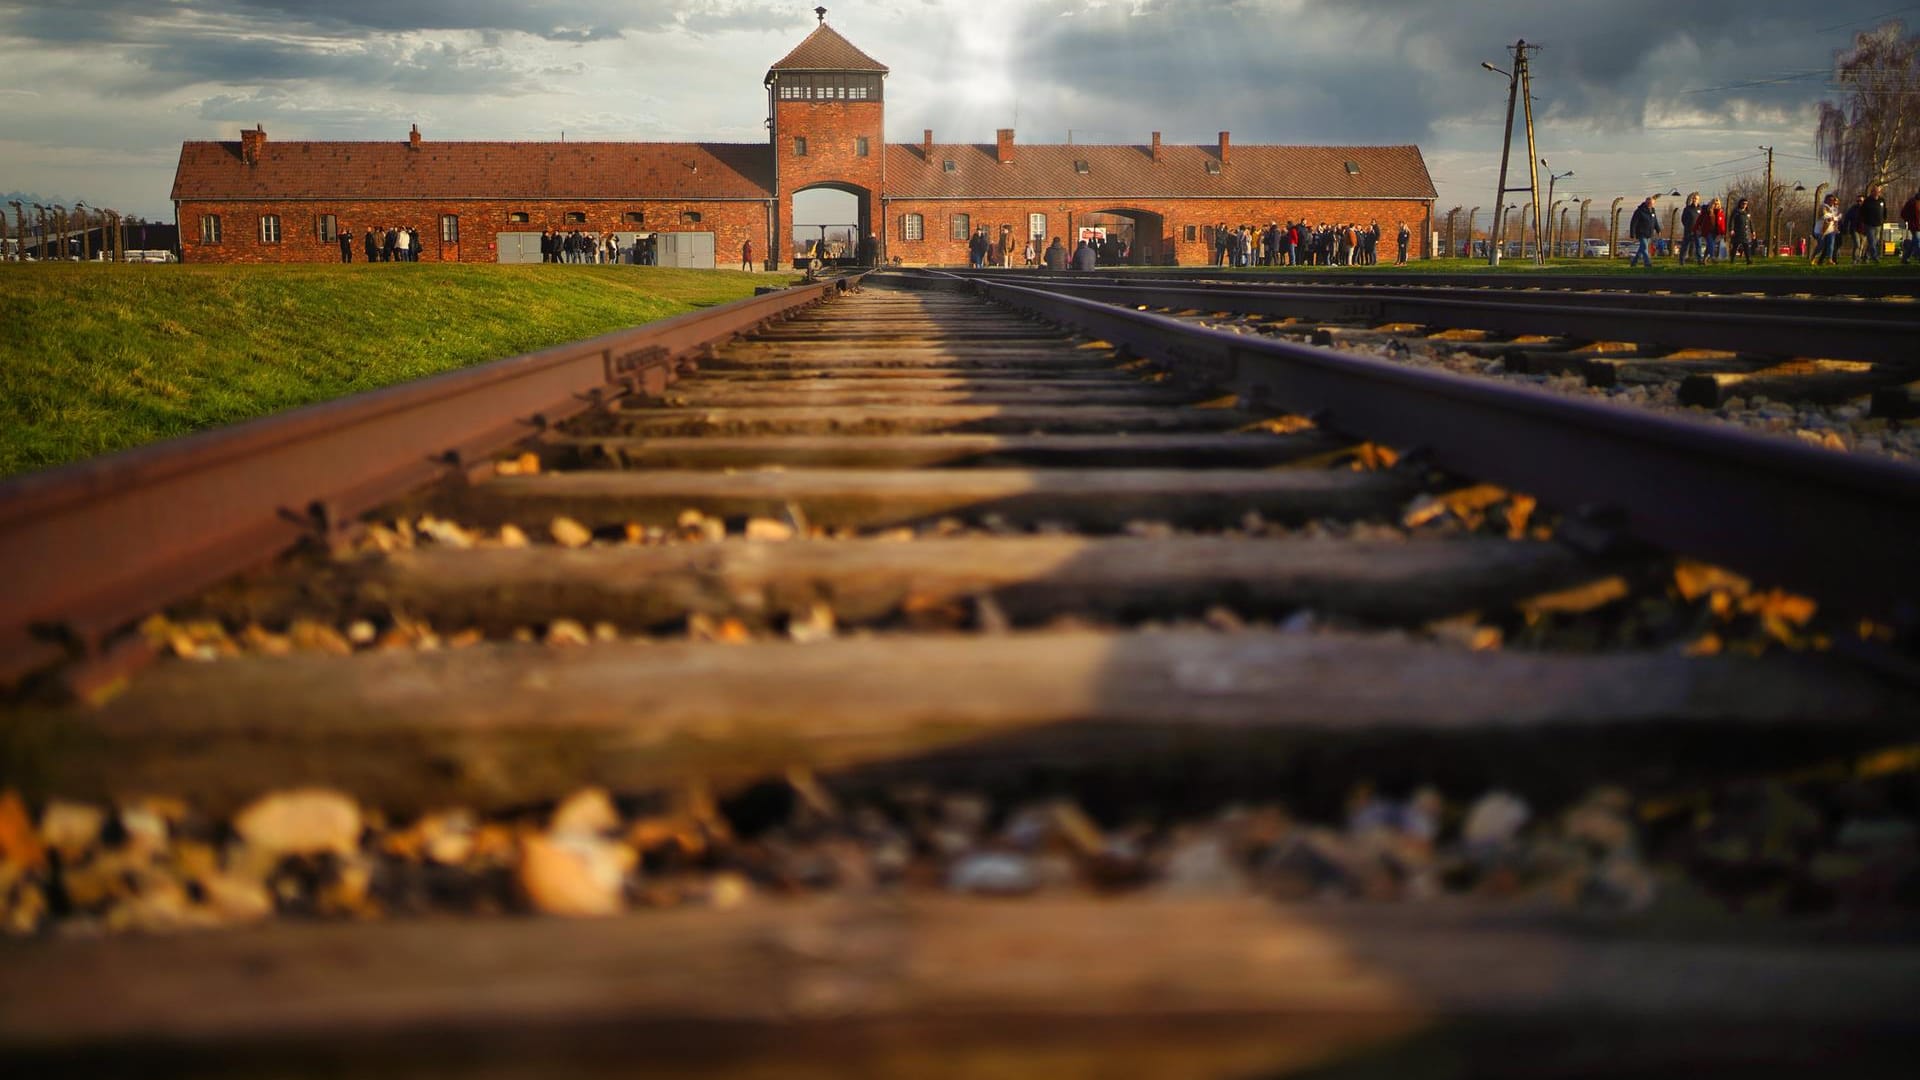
[949,214,970,240]
[258,214,280,243]
[1028,213,1046,240]
[199,215,221,243]
[901,213,924,241]
[440,214,459,243]
[316,214,338,242]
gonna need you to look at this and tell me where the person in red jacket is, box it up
[1698,198,1728,263]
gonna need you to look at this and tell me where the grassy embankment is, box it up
[0,264,798,477]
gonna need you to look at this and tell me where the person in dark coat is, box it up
[1677,194,1701,265]
[1627,195,1661,269]
[1728,198,1756,265]
[1043,236,1067,269]
[363,227,378,263]
[1863,185,1888,262]
[1071,238,1097,270]
[338,226,352,263]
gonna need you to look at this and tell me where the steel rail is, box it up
[0,273,869,687]
[955,276,1918,366]
[960,265,1920,299]
[905,272,1920,625]
[956,272,1920,325]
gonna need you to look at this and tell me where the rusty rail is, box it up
[0,273,868,687]
[901,271,1920,626]
[963,265,1920,299]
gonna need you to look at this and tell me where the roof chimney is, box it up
[409,124,422,150]
[1151,131,1161,163]
[240,124,265,165]
[996,128,1014,165]
[1218,131,1230,166]
[923,129,933,162]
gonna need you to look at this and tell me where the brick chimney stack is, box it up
[240,124,265,165]
[996,128,1014,165]
[409,124,422,150]
[923,129,934,162]
[1151,131,1161,163]
[1218,131,1230,166]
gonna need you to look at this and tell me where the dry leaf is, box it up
[551,517,594,548]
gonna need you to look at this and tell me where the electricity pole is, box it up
[1482,40,1541,266]
[1759,144,1775,258]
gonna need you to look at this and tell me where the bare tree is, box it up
[1815,21,1920,196]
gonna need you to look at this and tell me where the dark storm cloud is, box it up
[983,0,1907,144]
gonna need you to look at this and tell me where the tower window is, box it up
[901,213,924,241]
[794,136,807,157]
[856,136,869,157]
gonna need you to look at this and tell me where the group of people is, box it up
[541,229,638,264]
[337,226,421,263]
[1674,193,1760,266]
[1630,185,1920,269]
[1813,186,1920,266]
[1213,220,1412,267]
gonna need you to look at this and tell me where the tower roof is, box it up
[766,22,888,79]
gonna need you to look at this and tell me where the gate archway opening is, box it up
[1080,208,1168,265]
[792,183,872,267]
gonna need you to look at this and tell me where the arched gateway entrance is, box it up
[790,183,873,267]
[1081,208,1168,265]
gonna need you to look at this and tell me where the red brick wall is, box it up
[883,197,1434,266]
[772,98,884,264]
[176,199,772,265]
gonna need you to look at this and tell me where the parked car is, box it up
[1581,239,1611,257]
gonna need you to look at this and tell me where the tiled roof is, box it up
[885,143,1437,201]
[170,140,774,202]
[766,24,888,74]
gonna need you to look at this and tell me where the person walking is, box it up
[1700,198,1727,263]
[1863,185,1888,262]
[1628,195,1660,269]
[1901,189,1920,264]
[1813,193,1842,266]
[1843,196,1867,263]
[1677,194,1702,265]
[741,238,754,272]
[338,226,352,263]
[1022,237,1036,267]
[1728,197,1756,265]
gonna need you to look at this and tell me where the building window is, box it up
[625,211,645,225]
[1028,213,1046,239]
[794,136,808,156]
[901,213,924,241]
[564,211,586,224]
[508,211,530,224]
[199,215,222,244]
[681,211,702,224]
[949,214,970,240]
[856,136,870,157]
[1073,160,1090,174]
[1204,160,1221,175]
[943,159,957,173]
[440,215,459,244]
[258,214,281,244]
[1184,225,1198,242]
[773,72,884,102]
[316,214,338,243]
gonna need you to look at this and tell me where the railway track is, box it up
[3,271,1920,1076]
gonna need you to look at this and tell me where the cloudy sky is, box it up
[0,0,1910,226]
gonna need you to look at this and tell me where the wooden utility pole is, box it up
[1484,40,1541,266]
[1760,144,1776,257]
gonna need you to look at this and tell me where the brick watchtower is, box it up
[765,8,888,267]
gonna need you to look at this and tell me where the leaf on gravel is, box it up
[233,789,362,860]
[1674,560,1750,602]
[0,791,46,871]
[1519,576,1630,616]
[550,516,593,548]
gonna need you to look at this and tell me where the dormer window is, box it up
[1073,160,1090,174]
[1345,161,1361,175]
[943,159,956,173]
[1204,161,1221,175]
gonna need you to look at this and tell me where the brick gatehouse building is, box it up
[170,14,1437,268]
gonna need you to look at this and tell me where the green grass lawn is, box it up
[0,263,798,477]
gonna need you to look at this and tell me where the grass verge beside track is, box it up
[0,263,798,477]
